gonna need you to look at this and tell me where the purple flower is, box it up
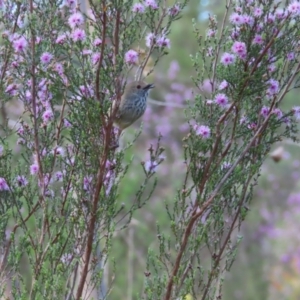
[83,176,93,192]
[275,8,287,19]
[268,64,276,73]
[124,50,139,65]
[13,36,27,52]
[144,160,158,173]
[14,175,28,187]
[273,108,283,119]
[168,4,180,16]
[214,93,228,107]
[93,38,102,46]
[0,177,9,191]
[220,53,235,65]
[0,145,3,156]
[267,78,280,95]
[218,80,228,90]
[206,29,217,38]
[132,3,145,13]
[92,52,100,64]
[243,14,254,26]
[68,12,84,28]
[42,109,54,124]
[193,124,211,139]
[287,52,295,61]
[253,34,263,45]
[231,41,247,59]
[53,146,65,157]
[54,63,64,75]
[64,118,72,127]
[265,14,275,23]
[260,106,270,118]
[55,171,64,182]
[145,33,155,48]
[82,49,92,55]
[40,52,53,64]
[5,83,18,96]
[144,0,158,9]
[156,36,171,48]
[30,163,39,175]
[71,28,86,42]
[292,106,300,120]
[65,0,76,7]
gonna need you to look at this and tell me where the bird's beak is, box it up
[143,83,154,90]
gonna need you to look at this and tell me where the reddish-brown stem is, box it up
[0,3,21,124]
[95,1,107,103]
[200,176,252,300]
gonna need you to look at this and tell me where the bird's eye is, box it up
[137,85,141,89]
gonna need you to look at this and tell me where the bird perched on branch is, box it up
[114,81,154,130]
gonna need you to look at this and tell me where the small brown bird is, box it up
[114,81,154,130]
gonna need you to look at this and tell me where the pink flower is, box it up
[260,106,270,118]
[13,36,27,52]
[40,52,53,64]
[193,124,211,139]
[229,13,244,25]
[243,15,254,26]
[253,7,263,18]
[68,12,84,28]
[82,49,92,55]
[168,4,180,16]
[30,163,39,175]
[267,78,280,95]
[292,106,300,120]
[218,80,228,90]
[156,36,170,48]
[265,14,275,23]
[145,33,155,47]
[206,29,217,38]
[92,52,100,64]
[288,1,300,16]
[0,177,9,191]
[65,0,76,7]
[56,34,67,44]
[125,50,139,65]
[220,53,235,65]
[275,8,287,19]
[132,3,145,13]
[93,38,102,46]
[5,83,18,96]
[231,41,247,59]
[144,0,158,9]
[42,109,54,123]
[253,34,263,45]
[71,28,86,42]
[214,93,228,107]
[79,85,94,97]
[54,63,64,75]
